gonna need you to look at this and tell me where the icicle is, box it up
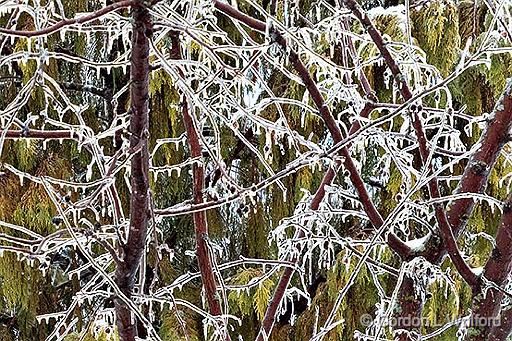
[287,135,293,149]
[264,131,272,161]
[43,51,50,66]
[86,162,94,182]
[85,30,91,46]
[36,315,49,324]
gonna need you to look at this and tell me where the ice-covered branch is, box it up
[0,129,78,139]
[0,1,135,38]
[168,30,229,338]
[113,2,152,341]
[341,0,481,291]
[467,191,512,340]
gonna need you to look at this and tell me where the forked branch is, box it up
[342,0,479,289]
[212,2,412,339]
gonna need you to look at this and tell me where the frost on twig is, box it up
[1,0,512,341]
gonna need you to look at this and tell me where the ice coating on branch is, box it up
[1,0,512,340]
[404,233,431,252]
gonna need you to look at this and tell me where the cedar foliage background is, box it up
[0,0,511,340]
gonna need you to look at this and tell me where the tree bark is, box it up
[169,31,224,316]
[488,308,512,341]
[114,2,152,341]
[468,190,512,340]
[168,31,230,339]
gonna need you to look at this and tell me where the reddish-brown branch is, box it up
[0,1,135,38]
[269,0,278,16]
[427,82,512,261]
[342,0,479,290]
[488,308,512,341]
[436,203,480,289]
[113,3,151,341]
[394,277,423,341]
[169,31,225,322]
[467,192,512,340]
[212,2,412,338]
[0,129,78,139]
[213,1,266,32]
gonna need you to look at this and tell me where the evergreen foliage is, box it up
[0,0,512,340]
